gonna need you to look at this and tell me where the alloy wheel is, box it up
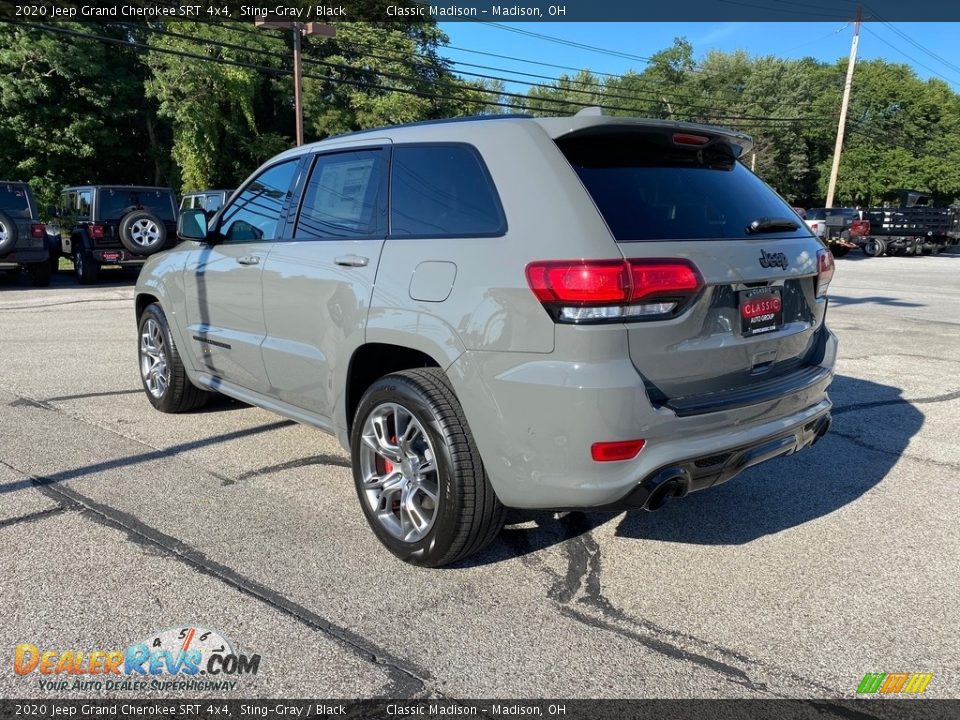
[140,318,170,398]
[358,402,440,543]
[130,218,160,248]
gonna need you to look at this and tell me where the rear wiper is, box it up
[746,217,800,234]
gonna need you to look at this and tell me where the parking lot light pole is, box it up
[255,19,337,146]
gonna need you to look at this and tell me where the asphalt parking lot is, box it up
[1,254,958,700]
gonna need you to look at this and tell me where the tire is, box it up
[74,249,100,285]
[119,210,167,255]
[137,303,209,413]
[831,245,850,258]
[26,261,51,287]
[863,237,885,257]
[350,368,505,567]
[0,211,18,255]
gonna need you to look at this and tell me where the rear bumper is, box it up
[0,248,49,267]
[449,328,837,509]
[92,248,146,265]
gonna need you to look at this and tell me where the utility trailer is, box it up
[857,191,960,257]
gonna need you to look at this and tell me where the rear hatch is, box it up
[552,124,830,411]
[96,187,178,249]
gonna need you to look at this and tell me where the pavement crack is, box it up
[5,461,430,698]
[226,453,351,486]
[833,389,960,415]
[0,505,70,531]
[830,430,960,471]
[541,513,838,696]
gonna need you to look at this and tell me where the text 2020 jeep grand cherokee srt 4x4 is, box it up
[135,113,837,567]
[57,186,178,284]
[0,181,51,286]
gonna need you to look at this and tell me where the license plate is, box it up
[740,287,783,337]
[101,251,121,262]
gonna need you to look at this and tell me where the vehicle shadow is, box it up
[0,268,138,291]
[459,374,920,565]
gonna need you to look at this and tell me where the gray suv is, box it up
[135,113,837,567]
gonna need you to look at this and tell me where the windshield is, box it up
[98,188,175,221]
[557,132,808,241]
[0,183,32,219]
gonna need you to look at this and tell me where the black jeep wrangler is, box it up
[56,186,178,285]
[0,181,51,287]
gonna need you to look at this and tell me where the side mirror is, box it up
[177,209,210,242]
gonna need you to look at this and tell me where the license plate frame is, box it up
[739,287,783,337]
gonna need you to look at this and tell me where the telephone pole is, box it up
[255,20,337,146]
[825,7,861,209]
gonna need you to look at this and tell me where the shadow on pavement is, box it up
[829,294,925,308]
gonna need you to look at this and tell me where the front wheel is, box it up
[350,368,505,567]
[138,303,209,413]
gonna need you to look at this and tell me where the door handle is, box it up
[237,255,260,266]
[334,254,369,267]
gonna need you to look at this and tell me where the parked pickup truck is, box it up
[856,191,959,257]
[804,208,862,258]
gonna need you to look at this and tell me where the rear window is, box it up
[807,209,827,220]
[557,132,808,241]
[98,188,174,221]
[390,145,505,237]
[0,184,32,219]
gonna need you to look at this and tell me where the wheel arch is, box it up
[343,343,444,439]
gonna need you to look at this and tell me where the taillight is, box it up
[816,248,834,298]
[673,133,710,146]
[810,222,820,232]
[591,439,646,462]
[30,223,45,238]
[525,259,703,324]
[88,223,106,240]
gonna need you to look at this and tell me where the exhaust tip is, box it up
[810,415,832,446]
[645,476,686,511]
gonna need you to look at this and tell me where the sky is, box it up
[437,22,960,94]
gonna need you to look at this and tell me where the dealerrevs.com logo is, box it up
[13,626,260,692]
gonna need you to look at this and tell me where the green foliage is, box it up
[4,25,960,207]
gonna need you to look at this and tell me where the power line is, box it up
[860,25,960,89]
[133,23,824,124]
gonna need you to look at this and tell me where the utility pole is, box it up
[255,20,337,146]
[825,7,861,209]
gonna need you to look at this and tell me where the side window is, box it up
[218,160,298,243]
[390,145,505,238]
[294,149,385,240]
[59,193,72,216]
[205,194,222,213]
[76,190,91,219]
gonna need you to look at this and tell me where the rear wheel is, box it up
[74,250,100,285]
[350,368,505,567]
[863,237,885,257]
[138,303,209,413]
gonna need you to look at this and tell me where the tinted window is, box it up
[98,188,173,221]
[807,209,827,220]
[77,190,91,218]
[390,145,505,237]
[557,132,808,241]
[0,184,31,219]
[219,161,298,243]
[205,194,222,212]
[295,150,384,239]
